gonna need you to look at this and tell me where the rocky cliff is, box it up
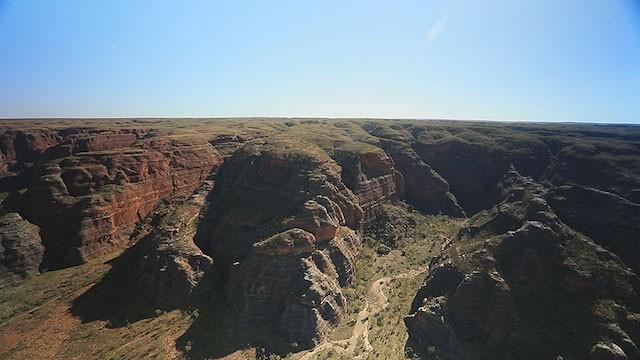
[202,139,363,272]
[226,227,360,349]
[334,147,405,224]
[1,132,223,272]
[548,184,640,274]
[405,171,640,360]
[198,139,364,347]
[133,182,215,308]
[0,212,44,286]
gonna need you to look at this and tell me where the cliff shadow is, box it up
[70,240,157,327]
[404,336,439,360]
[174,282,262,360]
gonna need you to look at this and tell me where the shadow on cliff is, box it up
[174,192,260,359]
[174,282,262,360]
[404,336,438,360]
[70,241,156,327]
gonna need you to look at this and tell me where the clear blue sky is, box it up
[0,0,639,122]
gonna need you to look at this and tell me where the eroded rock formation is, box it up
[388,147,465,217]
[405,171,640,360]
[334,147,405,224]
[0,212,44,286]
[227,227,360,348]
[200,139,365,347]
[133,182,215,308]
[548,184,640,274]
[14,136,223,270]
[203,139,363,273]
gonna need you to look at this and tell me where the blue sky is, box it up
[0,0,639,122]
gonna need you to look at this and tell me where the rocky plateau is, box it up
[1,118,639,360]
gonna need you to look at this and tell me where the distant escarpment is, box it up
[0,128,150,173]
[405,170,640,360]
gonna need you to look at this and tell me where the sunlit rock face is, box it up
[10,134,223,270]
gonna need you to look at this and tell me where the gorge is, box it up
[1,118,639,360]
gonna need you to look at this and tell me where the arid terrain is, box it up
[1,118,639,360]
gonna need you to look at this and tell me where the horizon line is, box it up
[0,116,638,126]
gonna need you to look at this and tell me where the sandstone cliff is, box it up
[226,227,360,349]
[201,139,364,348]
[548,184,640,274]
[334,146,405,225]
[203,139,363,273]
[10,135,223,270]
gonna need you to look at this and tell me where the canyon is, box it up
[1,118,639,360]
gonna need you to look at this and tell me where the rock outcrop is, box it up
[0,130,61,172]
[226,227,360,349]
[203,139,363,273]
[201,139,363,348]
[411,130,551,214]
[405,171,640,360]
[548,184,640,274]
[413,138,512,214]
[0,212,44,286]
[0,128,152,173]
[388,147,465,217]
[133,183,215,308]
[334,147,405,225]
[16,136,223,270]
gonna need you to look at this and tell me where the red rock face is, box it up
[336,149,405,225]
[388,148,465,217]
[0,128,151,172]
[18,137,223,269]
[0,130,62,171]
